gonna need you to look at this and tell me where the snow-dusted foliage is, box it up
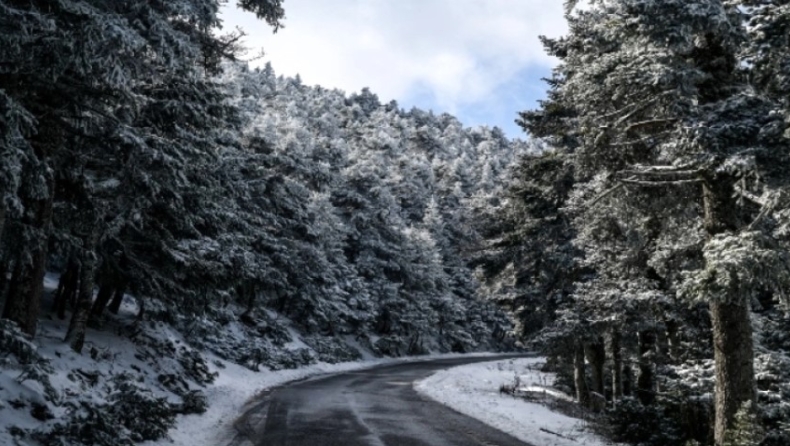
[679,231,790,305]
[478,1,790,445]
[206,62,523,356]
[0,0,528,442]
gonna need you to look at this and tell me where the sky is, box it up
[220,1,568,139]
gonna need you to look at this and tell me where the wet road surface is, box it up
[231,355,534,446]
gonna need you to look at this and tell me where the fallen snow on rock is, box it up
[414,357,609,446]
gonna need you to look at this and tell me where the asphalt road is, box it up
[230,355,534,446]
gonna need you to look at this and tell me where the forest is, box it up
[1,1,790,446]
[476,1,790,445]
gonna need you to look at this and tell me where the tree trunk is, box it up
[574,341,591,408]
[136,296,145,321]
[0,258,10,306]
[88,274,115,327]
[622,361,633,397]
[665,318,681,364]
[636,330,655,405]
[65,230,99,353]
[107,281,127,315]
[586,337,607,412]
[239,282,256,325]
[53,255,79,320]
[585,337,606,398]
[61,259,82,312]
[1,175,54,336]
[610,328,623,403]
[0,203,6,246]
[711,300,756,445]
[0,204,6,310]
[703,176,757,446]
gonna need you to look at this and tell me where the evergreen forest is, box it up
[2,1,790,446]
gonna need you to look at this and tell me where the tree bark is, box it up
[703,175,757,446]
[574,341,591,408]
[1,174,54,336]
[53,255,79,320]
[65,229,99,353]
[622,361,633,397]
[107,281,127,315]
[665,318,681,363]
[610,328,623,403]
[239,282,256,324]
[710,300,756,445]
[637,330,655,405]
[585,337,606,398]
[88,273,115,326]
[0,203,6,246]
[0,257,10,306]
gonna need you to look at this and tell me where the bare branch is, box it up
[747,194,775,230]
[625,119,678,133]
[739,190,768,207]
[615,97,663,126]
[620,178,703,187]
[631,164,698,171]
[609,131,671,147]
[585,177,633,208]
[618,169,703,178]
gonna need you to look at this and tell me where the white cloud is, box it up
[221,0,566,115]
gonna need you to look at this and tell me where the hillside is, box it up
[0,61,531,444]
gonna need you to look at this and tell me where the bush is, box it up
[0,319,48,366]
[109,377,176,441]
[175,390,209,415]
[605,397,684,446]
[35,375,176,446]
[34,400,136,446]
[303,335,362,363]
[177,347,218,385]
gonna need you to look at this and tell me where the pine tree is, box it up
[519,1,790,443]
[0,0,284,339]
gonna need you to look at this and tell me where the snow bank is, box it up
[414,357,609,446]
[145,352,502,446]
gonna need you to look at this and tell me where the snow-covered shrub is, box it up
[35,374,176,445]
[722,401,764,446]
[604,397,684,446]
[177,346,217,386]
[157,373,190,396]
[266,348,315,371]
[0,319,57,401]
[0,319,48,366]
[175,389,208,415]
[441,329,477,353]
[34,400,136,446]
[754,352,790,446]
[374,335,405,356]
[302,335,362,363]
[132,330,217,386]
[108,376,175,442]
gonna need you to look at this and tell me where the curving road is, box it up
[230,355,534,446]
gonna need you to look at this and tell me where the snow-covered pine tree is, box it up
[0,0,284,341]
[520,1,790,443]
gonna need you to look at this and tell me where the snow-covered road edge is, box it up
[414,357,610,446]
[143,352,506,446]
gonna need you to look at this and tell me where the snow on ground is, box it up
[143,355,395,446]
[414,357,610,446]
[3,272,524,446]
[144,352,502,446]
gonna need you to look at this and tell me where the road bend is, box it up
[230,355,534,446]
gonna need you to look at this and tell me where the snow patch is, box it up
[414,357,609,446]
